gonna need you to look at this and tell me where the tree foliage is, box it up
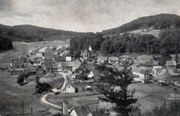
[0,35,13,52]
[97,62,137,116]
[70,28,180,56]
[35,82,52,94]
[103,14,180,34]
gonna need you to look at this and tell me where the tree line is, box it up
[70,29,180,56]
[0,34,13,52]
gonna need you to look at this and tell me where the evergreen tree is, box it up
[97,60,137,116]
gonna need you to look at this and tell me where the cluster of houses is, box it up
[82,49,180,85]
[9,45,81,77]
[132,55,180,85]
[9,44,180,115]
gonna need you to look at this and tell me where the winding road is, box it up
[41,72,67,109]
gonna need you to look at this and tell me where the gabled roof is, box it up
[108,56,119,61]
[88,71,94,78]
[73,104,97,116]
[166,60,176,66]
[55,56,66,61]
[97,56,108,61]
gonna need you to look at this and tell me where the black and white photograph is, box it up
[0,0,180,116]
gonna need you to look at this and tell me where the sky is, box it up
[0,0,180,32]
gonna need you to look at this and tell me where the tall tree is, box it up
[97,60,137,116]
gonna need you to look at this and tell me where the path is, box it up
[41,72,67,109]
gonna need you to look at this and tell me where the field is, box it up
[129,83,180,113]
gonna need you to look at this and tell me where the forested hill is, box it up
[103,14,180,35]
[0,24,84,42]
[70,14,180,56]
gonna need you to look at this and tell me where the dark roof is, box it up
[166,60,176,66]
[55,56,66,61]
[73,104,97,116]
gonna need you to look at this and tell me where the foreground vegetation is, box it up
[97,61,137,116]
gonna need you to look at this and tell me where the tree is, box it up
[97,60,137,116]
[35,82,52,94]
[0,35,13,51]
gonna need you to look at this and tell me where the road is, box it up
[41,72,67,109]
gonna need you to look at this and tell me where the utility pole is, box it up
[174,87,177,116]
[30,94,33,116]
[21,97,25,116]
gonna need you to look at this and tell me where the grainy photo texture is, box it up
[0,0,180,116]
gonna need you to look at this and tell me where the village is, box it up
[7,40,180,116]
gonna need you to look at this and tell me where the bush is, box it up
[35,82,52,94]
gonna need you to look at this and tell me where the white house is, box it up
[166,60,177,71]
[151,66,169,81]
[97,56,108,64]
[66,56,72,62]
[64,84,75,93]
[69,104,97,116]
[88,71,94,79]
[35,53,44,59]
[108,56,119,64]
[133,72,145,83]
[39,47,47,53]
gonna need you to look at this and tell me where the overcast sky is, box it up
[0,0,180,32]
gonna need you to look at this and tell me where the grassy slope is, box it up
[0,44,48,115]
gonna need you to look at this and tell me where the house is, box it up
[81,49,89,60]
[45,61,62,73]
[167,68,180,78]
[151,66,170,81]
[119,55,134,65]
[63,50,71,56]
[35,52,44,59]
[57,45,63,50]
[61,60,81,72]
[108,57,119,64]
[36,65,46,76]
[55,56,66,61]
[11,58,24,68]
[55,56,72,62]
[166,60,177,71]
[32,59,43,66]
[66,56,72,62]
[87,71,94,79]
[133,71,145,83]
[61,62,73,72]
[81,46,94,61]
[24,65,46,74]
[165,60,180,78]
[25,65,38,73]
[153,55,161,60]
[97,56,108,64]
[64,84,75,93]
[10,68,24,75]
[52,63,62,72]
[38,47,47,53]
[69,104,98,116]
[65,44,69,48]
